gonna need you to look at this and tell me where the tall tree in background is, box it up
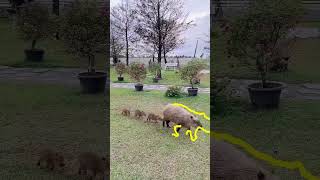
[135,0,191,78]
[161,14,192,63]
[110,19,124,65]
[111,0,137,66]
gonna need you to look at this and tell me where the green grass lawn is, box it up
[110,67,210,88]
[0,18,106,69]
[212,29,320,84]
[214,98,320,179]
[0,81,106,179]
[110,88,210,179]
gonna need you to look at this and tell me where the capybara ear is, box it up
[257,171,265,180]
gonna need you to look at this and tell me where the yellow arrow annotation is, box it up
[168,103,320,180]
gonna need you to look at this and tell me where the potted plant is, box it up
[149,62,161,83]
[60,0,108,94]
[225,0,302,108]
[115,62,126,81]
[180,60,206,96]
[128,62,147,91]
[16,2,53,62]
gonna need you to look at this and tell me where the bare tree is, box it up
[110,21,124,66]
[161,16,192,63]
[135,0,191,78]
[111,0,137,66]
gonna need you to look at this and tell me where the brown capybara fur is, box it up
[212,140,280,180]
[121,108,130,116]
[134,110,146,119]
[155,115,162,121]
[162,104,202,131]
[146,113,162,123]
[37,148,65,171]
[78,152,108,179]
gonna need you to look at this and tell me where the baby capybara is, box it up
[78,152,108,180]
[121,108,130,116]
[146,113,162,123]
[37,148,65,171]
[135,110,146,119]
[162,104,202,132]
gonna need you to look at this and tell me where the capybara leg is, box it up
[166,121,170,128]
[163,121,165,127]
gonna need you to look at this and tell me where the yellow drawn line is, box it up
[171,103,210,121]
[168,103,320,180]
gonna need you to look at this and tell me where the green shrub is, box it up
[165,86,183,98]
[148,62,161,78]
[180,60,206,88]
[128,62,147,84]
[16,2,53,50]
[60,0,108,73]
[115,62,126,77]
[225,0,303,87]
[211,76,232,115]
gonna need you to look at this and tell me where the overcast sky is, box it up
[111,0,210,58]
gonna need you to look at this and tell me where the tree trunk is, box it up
[261,71,267,88]
[157,2,162,78]
[163,45,167,64]
[194,40,198,58]
[53,0,60,40]
[31,40,36,49]
[88,56,91,72]
[88,55,95,73]
[125,26,129,66]
[91,55,96,72]
[52,0,59,15]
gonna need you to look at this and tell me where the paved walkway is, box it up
[288,27,320,38]
[1,66,319,99]
[0,66,81,86]
[228,79,320,100]
[0,66,210,93]
[111,82,210,94]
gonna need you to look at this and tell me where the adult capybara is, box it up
[37,148,65,171]
[162,104,202,132]
[213,140,280,180]
[78,152,108,180]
